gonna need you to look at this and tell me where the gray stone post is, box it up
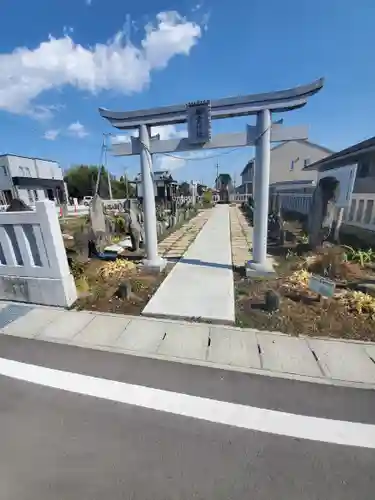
[139,124,166,271]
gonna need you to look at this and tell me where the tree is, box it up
[64,165,102,199]
[178,182,191,196]
[112,175,135,199]
[65,165,135,200]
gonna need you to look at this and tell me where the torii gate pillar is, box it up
[139,125,166,270]
[249,109,272,274]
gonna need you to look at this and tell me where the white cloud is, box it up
[30,103,65,121]
[156,155,186,171]
[151,124,187,140]
[0,11,202,117]
[67,121,89,138]
[43,129,60,140]
[111,124,187,145]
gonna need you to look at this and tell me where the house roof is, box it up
[134,170,177,182]
[216,173,232,185]
[240,140,334,176]
[303,135,375,172]
[0,153,59,164]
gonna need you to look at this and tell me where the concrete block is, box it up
[116,318,167,353]
[0,274,77,308]
[308,339,375,383]
[73,314,131,346]
[258,333,321,377]
[3,307,65,338]
[118,238,132,249]
[38,311,94,340]
[157,323,209,360]
[104,244,123,253]
[245,259,276,278]
[208,327,261,368]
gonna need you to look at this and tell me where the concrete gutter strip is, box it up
[0,303,375,390]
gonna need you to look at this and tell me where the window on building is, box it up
[25,167,31,177]
[27,190,34,204]
[290,161,295,171]
[2,190,12,204]
[357,161,370,178]
[46,189,55,201]
[304,158,311,168]
[33,190,39,201]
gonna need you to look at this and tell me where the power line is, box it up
[163,147,243,162]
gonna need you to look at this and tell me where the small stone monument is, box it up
[125,208,144,252]
[89,194,111,252]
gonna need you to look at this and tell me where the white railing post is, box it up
[36,201,77,306]
[37,201,71,279]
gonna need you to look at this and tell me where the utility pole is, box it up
[96,133,113,199]
[105,136,113,200]
[215,162,219,189]
[124,168,129,199]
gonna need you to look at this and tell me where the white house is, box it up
[0,154,67,208]
[237,140,333,195]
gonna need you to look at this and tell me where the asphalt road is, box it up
[0,335,374,499]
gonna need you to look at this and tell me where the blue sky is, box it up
[1,0,375,187]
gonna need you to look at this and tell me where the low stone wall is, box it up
[0,201,77,307]
[156,208,198,239]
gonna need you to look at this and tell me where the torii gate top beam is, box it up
[99,78,324,130]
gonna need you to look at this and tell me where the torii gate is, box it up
[99,78,324,274]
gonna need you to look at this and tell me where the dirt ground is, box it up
[235,219,375,341]
[74,258,172,316]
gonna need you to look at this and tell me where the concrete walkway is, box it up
[143,205,235,323]
[1,302,375,389]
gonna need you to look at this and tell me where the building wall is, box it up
[6,156,63,180]
[268,141,329,185]
[15,187,48,206]
[0,156,14,191]
[239,141,330,192]
[241,164,253,184]
[353,153,375,193]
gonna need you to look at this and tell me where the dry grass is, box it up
[97,259,137,280]
[235,221,375,340]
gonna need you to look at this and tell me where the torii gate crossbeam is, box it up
[99,79,324,274]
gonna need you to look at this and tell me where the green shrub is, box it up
[203,191,212,205]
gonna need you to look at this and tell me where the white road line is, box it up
[0,356,374,449]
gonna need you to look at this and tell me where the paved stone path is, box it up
[143,205,235,323]
[1,302,375,388]
[229,205,252,266]
[229,204,277,270]
[158,209,211,259]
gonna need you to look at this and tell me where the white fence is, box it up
[0,198,130,217]
[229,194,248,203]
[0,201,77,306]
[278,192,375,232]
